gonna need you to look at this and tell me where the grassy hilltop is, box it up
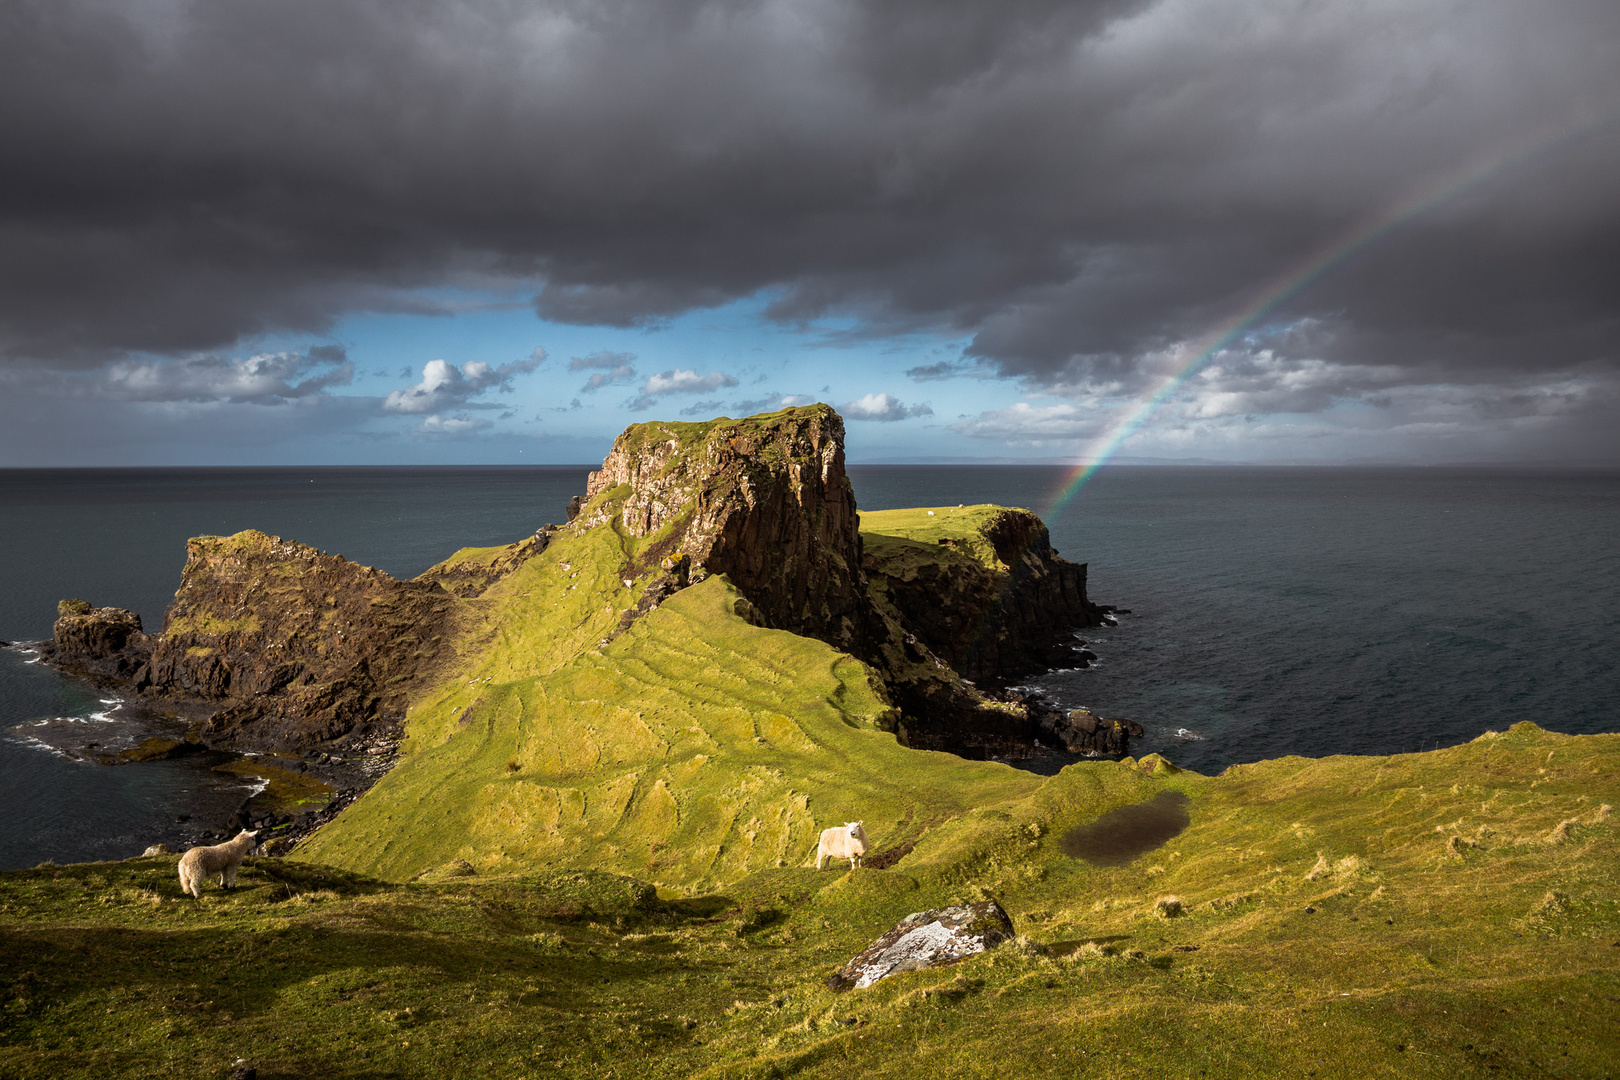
[3,408,1617,1078]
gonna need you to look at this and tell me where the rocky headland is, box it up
[38,404,1136,847]
[12,405,1616,1080]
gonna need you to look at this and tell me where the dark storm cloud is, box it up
[2,0,1618,444]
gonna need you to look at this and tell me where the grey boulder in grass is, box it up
[827,899,1016,991]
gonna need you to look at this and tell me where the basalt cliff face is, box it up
[575,406,1115,755]
[580,407,869,652]
[46,532,465,751]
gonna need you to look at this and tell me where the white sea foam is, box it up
[40,710,119,725]
[1173,727,1205,741]
[6,733,74,759]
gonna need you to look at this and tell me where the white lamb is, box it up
[177,830,258,899]
[816,821,868,870]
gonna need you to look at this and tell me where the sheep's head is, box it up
[847,821,866,839]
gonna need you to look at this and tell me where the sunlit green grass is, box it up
[3,723,1616,1078]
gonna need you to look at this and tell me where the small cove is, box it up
[1059,790,1192,866]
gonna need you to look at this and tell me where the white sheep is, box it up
[177,830,258,899]
[816,821,868,870]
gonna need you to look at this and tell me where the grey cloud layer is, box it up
[2,0,1617,448]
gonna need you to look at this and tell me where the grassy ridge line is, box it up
[296,508,1040,885]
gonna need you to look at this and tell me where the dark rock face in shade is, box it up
[47,602,151,681]
[863,507,1104,684]
[1042,708,1145,756]
[46,532,468,752]
[139,532,459,750]
[826,900,1016,991]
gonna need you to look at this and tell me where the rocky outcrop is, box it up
[826,899,1016,991]
[46,404,1133,765]
[574,405,1134,758]
[138,531,459,749]
[863,508,1102,684]
[46,532,463,752]
[48,600,152,681]
[581,405,870,652]
[1041,708,1144,756]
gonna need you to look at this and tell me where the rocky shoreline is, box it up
[6,639,400,857]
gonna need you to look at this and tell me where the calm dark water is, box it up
[1058,789,1191,866]
[0,467,591,870]
[1,464,1616,868]
[851,465,1620,773]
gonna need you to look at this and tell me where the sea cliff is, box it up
[44,405,1111,769]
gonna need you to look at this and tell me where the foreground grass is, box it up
[5,723,1617,1079]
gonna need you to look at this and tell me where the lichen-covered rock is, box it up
[582,405,869,652]
[826,899,1016,991]
[47,603,150,680]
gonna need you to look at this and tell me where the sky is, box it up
[1,0,1618,467]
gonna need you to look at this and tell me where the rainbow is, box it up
[1042,109,1617,521]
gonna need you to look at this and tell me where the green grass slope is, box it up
[3,723,1616,1079]
[859,505,1011,572]
[295,507,1037,888]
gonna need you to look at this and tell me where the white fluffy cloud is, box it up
[642,369,739,396]
[629,368,740,411]
[383,352,544,414]
[419,414,493,434]
[842,392,933,422]
[949,402,1100,442]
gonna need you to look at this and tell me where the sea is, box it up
[1,465,1616,869]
